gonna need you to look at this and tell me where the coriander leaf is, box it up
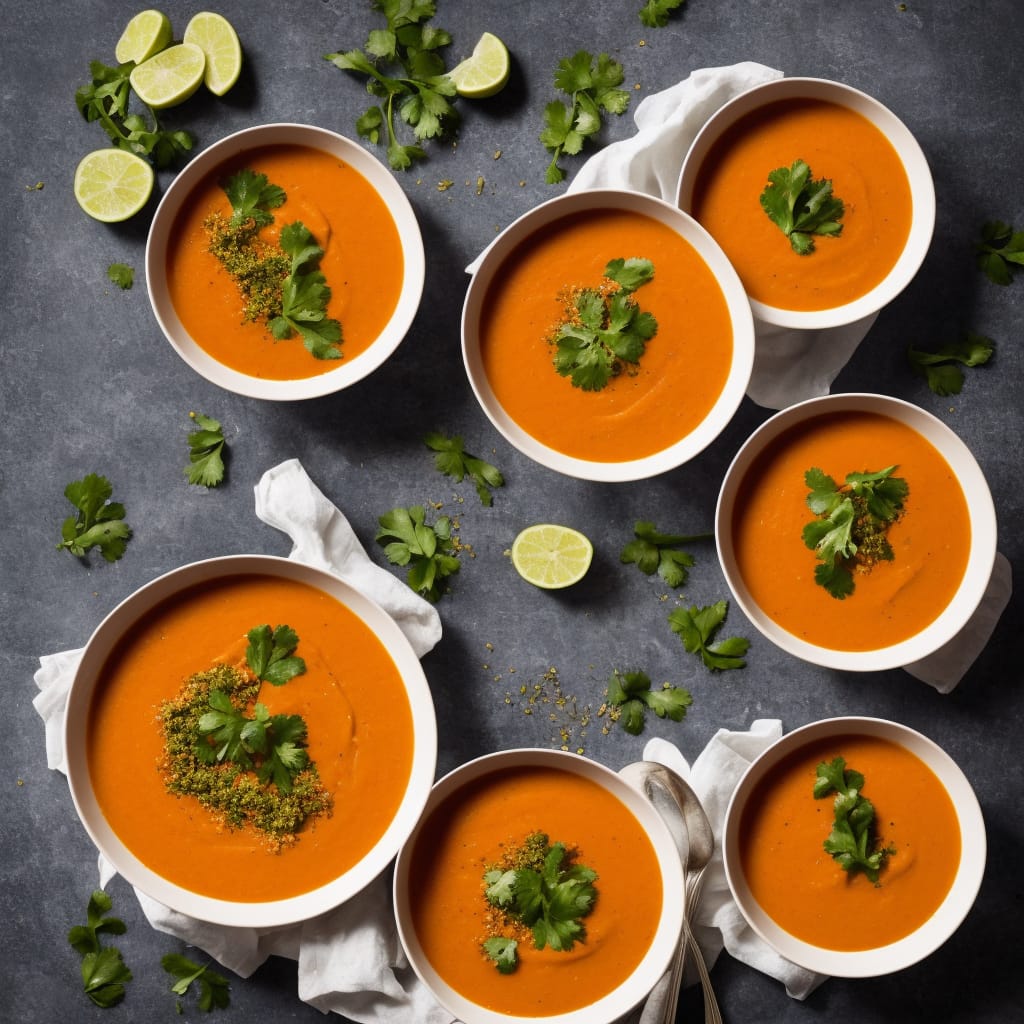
[482,936,518,974]
[82,947,132,1008]
[376,505,460,602]
[222,168,286,228]
[56,473,132,562]
[760,159,844,255]
[620,520,711,588]
[424,431,504,506]
[605,668,692,734]
[162,953,231,1012]
[245,624,306,685]
[668,600,749,671]
[907,332,995,395]
[639,0,686,27]
[197,689,253,768]
[68,889,126,956]
[256,712,310,793]
[976,220,1024,284]
[107,262,134,289]
[185,411,227,487]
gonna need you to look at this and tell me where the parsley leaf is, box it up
[245,624,307,685]
[667,600,749,671]
[56,473,132,562]
[482,936,519,974]
[802,466,908,599]
[376,505,460,602]
[424,431,504,506]
[185,411,227,487]
[605,668,692,735]
[325,1,458,171]
[620,520,712,588]
[814,756,895,883]
[907,332,995,395]
[550,257,658,390]
[639,0,686,27]
[760,159,845,255]
[67,889,126,956]
[107,262,134,289]
[268,221,343,360]
[976,220,1024,284]
[161,954,231,1012]
[541,51,630,184]
[68,890,131,1008]
[222,168,286,228]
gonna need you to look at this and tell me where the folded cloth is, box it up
[33,459,454,1024]
[641,726,827,1001]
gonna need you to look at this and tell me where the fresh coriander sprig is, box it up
[801,466,908,599]
[424,431,504,506]
[976,220,1024,284]
[185,411,228,487]
[668,600,749,671]
[620,520,713,588]
[639,0,686,27]
[760,159,845,255]
[161,953,231,1012]
[551,257,658,390]
[814,757,895,883]
[57,473,132,562]
[68,890,132,1008]
[223,168,286,228]
[376,505,460,601]
[107,262,134,289]
[541,51,631,184]
[907,332,994,395]
[246,624,307,685]
[605,669,693,735]
[324,1,459,171]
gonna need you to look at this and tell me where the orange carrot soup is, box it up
[166,143,404,380]
[731,410,970,650]
[409,765,663,1017]
[739,733,961,950]
[690,98,913,311]
[87,573,414,902]
[479,207,735,462]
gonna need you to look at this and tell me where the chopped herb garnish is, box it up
[56,473,132,562]
[814,756,895,883]
[760,159,845,255]
[668,600,749,671]
[541,51,631,184]
[907,332,994,396]
[550,257,657,391]
[482,833,598,972]
[976,219,1024,285]
[801,465,908,599]
[605,668,693,735]
[161,953,231,1012]
[424,431,504,506]
[376,505,460,601]
[620,520,712,588]
[68,890,131,1008]
[185,411,227,487]
[107,262,134,289]
[324,2,459,171]
[639,0,686,27]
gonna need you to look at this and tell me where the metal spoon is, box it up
[621,760,722,1024]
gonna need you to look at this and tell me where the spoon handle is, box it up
[664,870,723,1024]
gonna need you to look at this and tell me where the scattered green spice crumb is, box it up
[502,666,592,753]
[438,179,454,191]
[204,211,289,322]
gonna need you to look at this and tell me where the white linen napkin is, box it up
[33,458,453,1024]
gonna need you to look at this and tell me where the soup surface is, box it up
[479,207,735,462]
[409,764,663,1017]
[87,573,414,902]
[690,97,913,311]
[166,143,404,380]
[731,410,970,650]
[739,733,961,950]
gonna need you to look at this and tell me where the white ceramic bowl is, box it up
[64,555,437,928]
[716,392,997,672]
[723,716,986,976]
[462,188,755,481]
[145,123,425,400]
[677,77,935,330]
[393,748,685,1024]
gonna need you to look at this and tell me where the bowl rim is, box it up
[63,553,438,928]
[715,392,998,671]
[677,76,936,330]
[392,747,685,1024]
[722,715,987,977]
[144,122,426,401]
[461,187,755,482]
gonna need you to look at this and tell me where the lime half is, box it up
[129,41,206,109]
[74,149,154,223]
[114,9,173,65]
[511,524,593,589]
[448,31,510,99]
[183,11,243,96]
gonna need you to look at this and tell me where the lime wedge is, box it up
[183,11,243,96]
[114,9,173,65]
[448,31,510,99]
[511,524,593,589]
[73,149,154,223]
[129,42,206,109]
